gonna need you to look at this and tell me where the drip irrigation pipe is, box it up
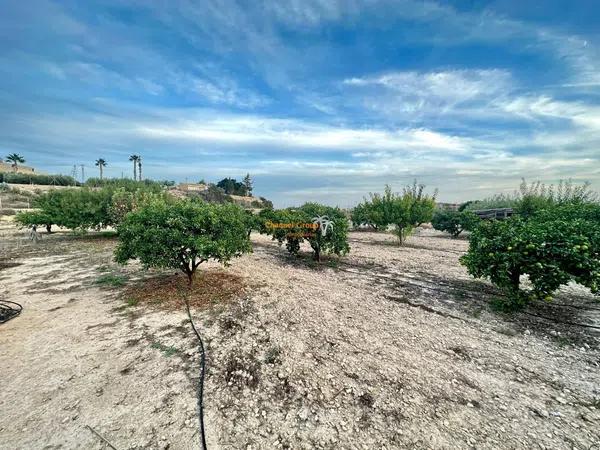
[0,300,22,324]
[183,292,208,450]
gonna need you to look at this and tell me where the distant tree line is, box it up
[0,172,80,186]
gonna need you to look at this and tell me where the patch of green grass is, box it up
[97,265,111,273]
[555,335,572,348]
[95,273,128,287]
[151,342,180,357]
[126,297,139,307]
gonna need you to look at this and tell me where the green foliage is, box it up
[15,188,114,232]
[151,342,180,357]
[357,182,436,244]
[260,203,350,261]
[298,202,350,261]
[432,209,480,237]
[84,177,164,193]
[462,179,598,217]
[243,173,253,195]
[14,182,169,233]
[460,213,600,307]
[5,153,25,166]
[108,188,171,224]
[514,178,599,219]
[95,273,128,287]
[217,177,248,196]
[114,200,252,284]
[197,184,233,204]
[0,172,79,186]
[259,197,273,209]
[15,210,54,231]
[243,210,263,238]
[351,200,384,230]
[462,193,518,211]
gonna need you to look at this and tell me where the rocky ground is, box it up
[0,223,599,449]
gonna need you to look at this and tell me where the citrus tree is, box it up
[260,203,350,261]
[362,183,436,244]
[108,187,171,224]
[351,200,384,230]
[432,209,480,237]
[15,210,55,233]
[15,188,114,232]
[114,200,252,285]
[299,202,350,261]
[460,209,600,307]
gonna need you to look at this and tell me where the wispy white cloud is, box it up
[135,116,473,153]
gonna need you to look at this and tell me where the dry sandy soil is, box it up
[1,223,599,450]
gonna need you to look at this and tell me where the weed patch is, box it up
[95,273,127,287]
[150,342,180,357]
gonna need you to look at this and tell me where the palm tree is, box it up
[95,158,107,179]
[137,155,142,181]
[129,154,139,180]
[6,153,25,172]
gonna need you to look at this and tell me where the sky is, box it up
[1,0,599,207]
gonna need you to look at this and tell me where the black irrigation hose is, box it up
[183,292,208,450]
[0,300,23,324]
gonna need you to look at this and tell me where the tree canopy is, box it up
[115,200,252,284]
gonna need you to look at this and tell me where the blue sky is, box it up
[1,0,599,207]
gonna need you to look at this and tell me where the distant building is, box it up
[436,202,461,210]
[178,183,209,192]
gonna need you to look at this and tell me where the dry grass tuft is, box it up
[122,270,246,310]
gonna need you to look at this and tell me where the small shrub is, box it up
[95,273,128,287]
[431,209,480,237]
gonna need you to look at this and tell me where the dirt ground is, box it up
[1,223,599,450]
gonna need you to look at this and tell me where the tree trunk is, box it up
[138,160,142,181]
[133,161,137,181]
[99,166,103,180]
[46,224,52,233]
[313,246,321,262]
[509,268,521,292]
[396,226,404,245]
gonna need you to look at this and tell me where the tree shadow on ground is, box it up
[251,239,343,272]
[335,257,600,345]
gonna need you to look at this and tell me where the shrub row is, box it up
[0,172,79,186]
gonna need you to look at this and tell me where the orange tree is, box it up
[114,199,251,285]
[260,203,349,261]
[460,204,600,307]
